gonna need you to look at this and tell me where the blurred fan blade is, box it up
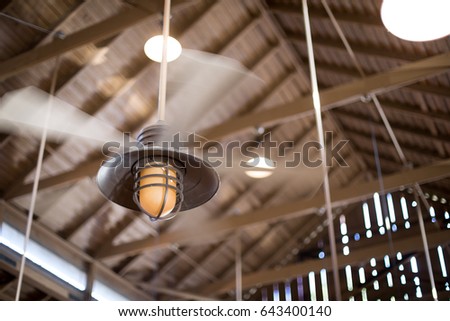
[160,49,263,139]
[0,86,125,147]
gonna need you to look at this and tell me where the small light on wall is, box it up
[244,157,275,179]
[381,0,450,42]
[144,35,182,62]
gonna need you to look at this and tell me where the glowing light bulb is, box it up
[381,0,450,42]
[139,165,177,218]
[244,157,275,179]
[144,35,182,62]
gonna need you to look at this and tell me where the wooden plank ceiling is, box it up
[0,0,449,300]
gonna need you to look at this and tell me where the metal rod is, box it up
[413,189,439,301]
[15,56,61,301]
[0,12,51,34]
[157,0,171,121]
[235,231,242,301]
[302,0,341,300]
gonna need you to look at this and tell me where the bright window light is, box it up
[445,211,449,220]
[1,224,86,291]
[400,274,406,285]
[399,264,404,271]
[362,202,371,229]
[429,206,436,217]
[405,221,411,229]
[261,287,268,301]
[387,272,394,287]
[384,217,391,230]
[285,282,292,301]
[361,288,368,301]
[272,283,280,301]
[411,257,419,273]
[343,246,350,256]
[373,280,379,290]
[320,269,329,301]
[373,193,384,227]
[384,255,391,268]
[366,230,372,238]
[1,223,129,301]
[358,267,366,284]
[401,197,409,220]
[297,276,304,300]
[437,246,448,278]
[414,276,420,286]
[397,252,403,261]
[308,272,317,301]
[92,281,129,301]
[342,235,349,244]
[429,206,436,223]
[345,265,353,291]
[387,193,396,222]
[416,286,423,298]
[339,215,347,235]
[370,258,376,267]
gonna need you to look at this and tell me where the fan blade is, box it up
[159,49,263,139]
[0,86,125,148]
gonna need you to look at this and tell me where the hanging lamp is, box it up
[96,0,219,221]
[381,0,450,42]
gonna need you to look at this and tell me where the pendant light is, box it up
[244,157,275,179]
[381,0,450,42]
[144,35,182,62]
[97,0,219,221]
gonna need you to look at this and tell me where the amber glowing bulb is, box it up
[139,164,177,218]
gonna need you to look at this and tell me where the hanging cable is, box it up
[235,230,243,301]
[157,0,171,121]
[15,55,61,301]
[413,190,439,300]
[321,0,438,301]
[302,0,341,301]
[0,12,52,34]
[371,125,400,298]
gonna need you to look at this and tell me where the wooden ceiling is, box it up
[0,0,449,301]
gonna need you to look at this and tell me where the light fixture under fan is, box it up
[96,0,219,221]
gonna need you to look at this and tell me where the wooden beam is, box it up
[288,31,425,62]
[3,158,101,199]
[96,158,450,259]
[201,228,450,294]
[200,53,450,141]
[6,55,449,200]
[268,3,382,26]
[0,0,188,81]
[335,109,450,146]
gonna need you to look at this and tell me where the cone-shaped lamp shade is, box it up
[139,165,177,218]
[144,35,182,62]
[381,0,450,42]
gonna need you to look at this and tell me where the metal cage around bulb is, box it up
[96,122,220,221]
[132,159,184,221]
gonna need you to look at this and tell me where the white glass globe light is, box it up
[381,0,450,42]
[245,157,275,179]
[144,35,182,62]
